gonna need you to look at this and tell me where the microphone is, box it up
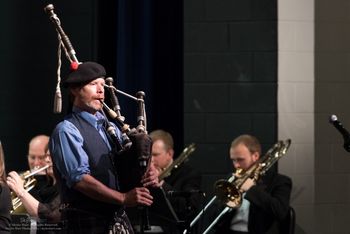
[329,114,350,152]
[166,190,204,198]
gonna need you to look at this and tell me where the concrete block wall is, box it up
[279,0,350,233]
[185,0,350,233]
[184,0,278,204]
[315,0,350,233]
[278,0,316,233]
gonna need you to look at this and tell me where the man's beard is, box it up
[83,100,103,113]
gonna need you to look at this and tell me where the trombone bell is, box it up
[214,179,241,208]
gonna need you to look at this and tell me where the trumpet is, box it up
[159,143,196,180]
[11,164,50,213]
[184,139,291,234]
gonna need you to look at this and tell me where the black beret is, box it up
[63,61,106,87]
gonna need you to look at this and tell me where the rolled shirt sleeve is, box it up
[50,120,91,188]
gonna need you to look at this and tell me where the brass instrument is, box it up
[11,165,50,213]
[184,139,291,234]
[159,143,196,181]
[214,139,291,208]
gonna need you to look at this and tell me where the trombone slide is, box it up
[183,196,217,234]
[203,207,232,234]
[183,174,235,234]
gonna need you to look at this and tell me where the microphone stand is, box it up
[329,114,350,152]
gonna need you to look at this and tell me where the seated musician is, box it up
[26,135,58,204]
[9,135,59,233]
[149,129,202,233]
[213,134,292,234]
[7,145,61,230]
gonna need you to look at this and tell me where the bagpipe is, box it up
[44,3,154,231]
[44,5,153,229]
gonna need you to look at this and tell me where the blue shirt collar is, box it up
[71,106,105,130]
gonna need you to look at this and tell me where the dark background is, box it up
[183,0,278,197]
[0,0,183,171]
[0,0,278,201]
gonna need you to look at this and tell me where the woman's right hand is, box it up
[6,171,25,196]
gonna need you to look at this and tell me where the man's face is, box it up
[28,140,49,172]
[72,78,105,114]
[230,143,259,170]
[151,140,173,170]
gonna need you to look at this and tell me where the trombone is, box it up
[184,139,291,234]
[159,143,196,181]
[11,164,50,213]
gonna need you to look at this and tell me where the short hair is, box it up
[28,135,49,153]
[29,135,49,146]
[230,134,261,156]
[149,129,174,151]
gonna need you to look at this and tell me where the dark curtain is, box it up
[98,0,184,155]
[0,0,183,171]
[0,0,97,171]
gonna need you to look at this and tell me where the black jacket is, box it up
[214,171,292,234]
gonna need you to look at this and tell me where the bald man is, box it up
[26,135,58,204]
[27,135,50,173]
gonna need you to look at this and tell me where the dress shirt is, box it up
[230,193,250,232]
[50,106,121,188]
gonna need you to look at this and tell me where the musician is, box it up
[7,146,60,225]
[49,61,159,234]
[0,142,11,233]
[150,129,202,233]
[213,134,292,234]
[27,135,57,203]
[27,135,49,173]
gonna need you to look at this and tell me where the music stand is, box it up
[127,187,184,234]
